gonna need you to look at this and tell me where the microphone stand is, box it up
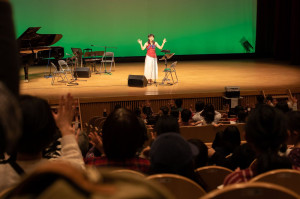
[91,45,117,75]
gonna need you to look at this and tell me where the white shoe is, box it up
[24,79,29,83]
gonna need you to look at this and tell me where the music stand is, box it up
[159,50,176,85]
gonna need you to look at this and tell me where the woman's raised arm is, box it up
[155,38,167,50]
[138,39,147,50]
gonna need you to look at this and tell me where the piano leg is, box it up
[24,64,29,82]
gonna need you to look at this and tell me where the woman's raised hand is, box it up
[53,93,75,136]
[163,38,167,43]
[137,39,142,45]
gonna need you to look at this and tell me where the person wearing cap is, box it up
[149,133,205,188]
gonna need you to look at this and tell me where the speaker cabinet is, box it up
[128,75,147,87]
[74,67,91,78]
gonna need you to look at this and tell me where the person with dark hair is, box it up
[236,110,247,123]
[211,126,241,157]
[85,108,150,173]
[0,83,22,159]
[275,101,291,113]
[170,109,180,120]
[114,104,122,110]
[198,104,221,125]
[179,109,193,126]
[224,105,294,186]
[0,94,85,191]
[286,111,300,167]
[209,142,256,171]
[134,107,142,118]
[142,100,153,118]
[149,133,205,186]
[255,95,265,108]
[0,0,20,96]
[138,34,166,84]
[266,95,274,107]
[174,99,183,112]
[77,131,90,158]
[192,101,205,122]
[188,139,208,168]
[159,106,169,116]
[154,115,180,136]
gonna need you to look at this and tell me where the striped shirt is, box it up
[224,164,300,186]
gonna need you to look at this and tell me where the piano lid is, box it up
[18,27,63,49]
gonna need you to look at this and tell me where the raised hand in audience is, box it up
[89,132,104,154]
[53,93,75,136]
[289,96,298,104]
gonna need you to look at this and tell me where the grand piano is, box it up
[18,27,64,82]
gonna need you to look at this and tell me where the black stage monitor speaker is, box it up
[128,75,147,87]
[74,67,91,78]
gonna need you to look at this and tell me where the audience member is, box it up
[149,133,202,185]
[0,1,20,97]
[159,106,169,116]
[85,108,150,173]
[209,143,256,171]
[170,109,180,120]
[266,95,274,107]
[154,115,180,136]
[142,100,153,117]
[255,95,265,108]
[173,98,183,112]
[0,82,22,159]
[76,131,90,158]
[287,111,300,167]
[192,101,205,122]
[198,104,221,125]
[134,107,142,118]
[287,96,298,111]
[114,104,122,110]
[179,109,193,126]
[188,139,208,168]
[224,105,293,186]
[211,126,241,158]
[0,94,85,192]
[276,101,291,113]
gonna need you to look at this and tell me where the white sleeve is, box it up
[214,111,222,123]
[192,113,201,121]
[50,134,85,171]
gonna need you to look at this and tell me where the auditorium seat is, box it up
[147,174,206,199]
[195,166,233,192]
[111,169,146,178]
[249,169,300,195]
[200,182,299,199]
[179,124,245,143]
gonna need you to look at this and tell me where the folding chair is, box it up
[58,60,72,74]
[161,61,178,85]
[51,62,68,85]
[100,52,115,73]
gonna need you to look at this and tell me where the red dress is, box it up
[146,43,157,58]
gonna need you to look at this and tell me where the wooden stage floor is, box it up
[20,60,300,101]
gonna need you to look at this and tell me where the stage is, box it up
[20,59,300,102]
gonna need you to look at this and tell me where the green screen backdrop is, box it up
[10,0,257,57]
